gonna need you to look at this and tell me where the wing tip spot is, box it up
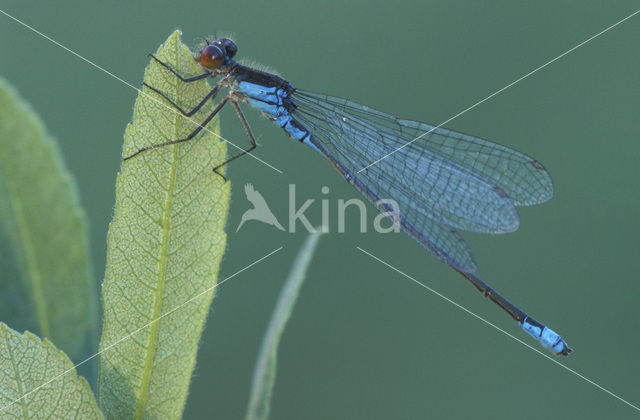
[531,160,545,170]
[493,185,509,198]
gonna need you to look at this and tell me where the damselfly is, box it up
[125,37,572,355]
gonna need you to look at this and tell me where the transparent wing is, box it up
[355,174,479,272]
[294,91,553,207]
[291,90,553,272]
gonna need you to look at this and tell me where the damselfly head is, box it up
[196,37,237,69]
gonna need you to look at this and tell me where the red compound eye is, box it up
[199,44,225,69]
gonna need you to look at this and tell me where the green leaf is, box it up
[0,78,97,363]
[0,322,102,419]
[98,31,229,419]
[245,231,324,420]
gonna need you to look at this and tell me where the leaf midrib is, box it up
[133,41,183,420]
[4,328,31,419]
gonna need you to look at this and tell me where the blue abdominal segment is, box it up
[521,317,569,354]
[302,136,323,154]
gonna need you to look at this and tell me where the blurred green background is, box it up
[1,1,639,419]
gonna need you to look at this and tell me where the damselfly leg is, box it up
[148,53,212,83]
[124,55,258,181]
[122,96,229,162]
[214,101,257,180]
[142,81,221,117]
